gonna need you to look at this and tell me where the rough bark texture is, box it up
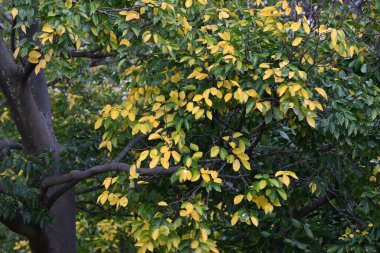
[0,31,76,252]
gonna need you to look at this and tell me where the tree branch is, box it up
[0,36,20,79]
[75,184,102,195]
[47,78,63,87]
[1,12,12,24]
[0,211,40,239]
[293,192,335,219]
[41,163,180,191]
[112,135,145,163]
[42,163,180,208]
[67,49,114,59]
[0,139,23,149]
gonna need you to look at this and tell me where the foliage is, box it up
[0,0,379,252]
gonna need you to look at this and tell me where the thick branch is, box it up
[0,212,40,239]
[0,139,23,149]
[0,36,20,78]
[41,163,179,191]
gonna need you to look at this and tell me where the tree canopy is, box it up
[0,0,379,252]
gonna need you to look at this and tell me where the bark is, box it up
[0,31,76,252]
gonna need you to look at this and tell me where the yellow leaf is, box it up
[309,182,317,194]
[279,60,289,68]
[205,98,212,107]
[185,0,193,8]
[315,87,328,100]
[259,63,270,69]
[21,24,26,34]
[234,195,244,205]
[106,141,112,152]
[94,118,103,129]
[349,46,355,58]
[97,191,109,205]
[250,216,259,227]
[282,174,290,186]
[139,150,149,161]
[118,196,128,207]
[191,210,200,221]
[241,159,251,170]
[65,0,72,8]
[148,133,161,140]
[76,39,81,50]
[42,24,54,33]
[291,22,301,32]
[120,38,131,47]
[171,151,181,162]
[191,240,199,249]
[331,28,338,44]
[210,170,218,179]
[275,171,284,177]
[292,37,303,46]
[232,148,243,154]
[103,177,112,190]
[130,164,137,178]
[295,5,302,14]
[277,85,288,96]
[13,47,20,59]
[210,146,219,158]
[156,95,165,102]
[233,159,240,172]
[218,32,231,41]
[219,11,229,19]
[160,158,170,169]
[258,180,267,189]
[149,157,159,168]
[120,11,140,21]
[143,32,151,43]
[151,229,160,241]
[263,69,274,80]
[110,109,119,120]
[303,22,311,34]
[29,51,41,59]
[298,70,307,80]
[28,57,39,64]
[306,116,316,128]
[193,94,203,102]
[158,201,168,206]
[202,173,210,182]
[231,214,239,226]
[34,65,41,75]
[246,89,259,98]
[195,72,208,80]
[276,22,284,31]
[232,132,242,138]
[224,93,233,102]
[11,8,18,19]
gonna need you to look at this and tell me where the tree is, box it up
[0,0,379,252]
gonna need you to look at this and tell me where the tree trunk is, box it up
[29,190,76,253]
[0,35,76,252]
